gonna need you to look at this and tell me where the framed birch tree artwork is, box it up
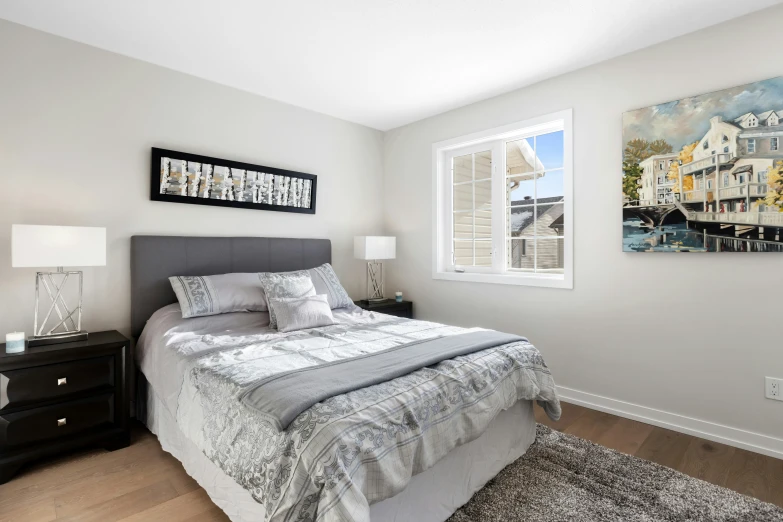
[151,148,317,214]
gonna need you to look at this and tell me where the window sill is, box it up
[432,270,573,289]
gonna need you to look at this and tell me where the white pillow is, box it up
[257,271,317,329]
[169,273,267,319]
[269,294,336,333]
[307,264,353,309]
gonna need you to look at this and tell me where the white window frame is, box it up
[748,138,756,153]
[432,109,573,289]
[772,137,779,151]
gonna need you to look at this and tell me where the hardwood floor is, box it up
[1,404,780,521]
[535,402,783,507]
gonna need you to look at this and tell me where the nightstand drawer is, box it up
[377,306,412,319]
[354,299,413,319]
[0,356,114,411]
[0,393,114,451]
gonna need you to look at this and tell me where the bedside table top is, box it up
[1,330,128,362]
[354,299,411,308]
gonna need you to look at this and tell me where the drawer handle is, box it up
[57,377,67,386]
[57,418,67,427]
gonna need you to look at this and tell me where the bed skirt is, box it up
[138,372,537,522]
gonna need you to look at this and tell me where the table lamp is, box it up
[11,225,106,346]
[354,236,395,303]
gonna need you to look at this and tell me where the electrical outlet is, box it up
[766,377,782,401]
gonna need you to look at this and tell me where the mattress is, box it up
[137,304,557,521]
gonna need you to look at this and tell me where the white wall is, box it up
[0,20,384,338]
[383,7,783,447]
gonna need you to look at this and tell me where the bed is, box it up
[131,236,560,522]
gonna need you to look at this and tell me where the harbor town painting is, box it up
[622,77,783,252]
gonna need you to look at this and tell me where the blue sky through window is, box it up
[534,131,564,199]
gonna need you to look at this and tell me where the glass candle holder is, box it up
[395,291,403,303]
[5,332,26,353]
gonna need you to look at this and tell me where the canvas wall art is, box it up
[622,77,783,252]
[151,148,317,214]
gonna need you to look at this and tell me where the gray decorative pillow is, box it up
[307,263,353,309]
[269,294,336,333]
[169,273,267,319]
[257,271,316,329]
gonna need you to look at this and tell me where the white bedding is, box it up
[137,304,556,521]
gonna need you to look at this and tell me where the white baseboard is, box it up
[557,385,783,460]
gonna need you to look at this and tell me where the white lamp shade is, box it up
[354,236,396,260]
[12,225,106,268]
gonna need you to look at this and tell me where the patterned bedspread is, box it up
[137,305,561,522]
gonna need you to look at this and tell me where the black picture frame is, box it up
[150,147,317,214]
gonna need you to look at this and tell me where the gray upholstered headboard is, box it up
[130,236,331,339]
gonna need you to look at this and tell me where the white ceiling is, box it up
[1,0,780,130]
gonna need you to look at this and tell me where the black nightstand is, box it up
[0,330,131,483]
[354,299,413,319]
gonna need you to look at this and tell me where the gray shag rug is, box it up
[448,424,783,521]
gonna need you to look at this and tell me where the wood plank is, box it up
[634,426,691,470]
[678,438,735,487]
[767,456,783,508]
[0,427,156,496]
[563,409,620,443]
[168,468,201,496]
[183,504,231,521]
[117,489,220,522]
[0,441,174,517]
[725,448,771,503]
[535,401,588,432]
[55,479,180,522]
[52,456,190,517]
[595,417,654,455]
[0,497,56,522]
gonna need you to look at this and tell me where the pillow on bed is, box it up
[306,263,353,309]
[257,271,316,329]
[169,273,267,319]
[268,294,336,333]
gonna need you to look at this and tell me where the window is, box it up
[722,134,729,143]
[433,110,573,289]
[723,173,729,187]
[724,146,729,153]
[772,137,779,151]
[739,174,745,184]
[748,139,756,153]
[703,140,709,150]
[707,180,713,189]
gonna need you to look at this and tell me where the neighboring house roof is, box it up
[509,196,564,234]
